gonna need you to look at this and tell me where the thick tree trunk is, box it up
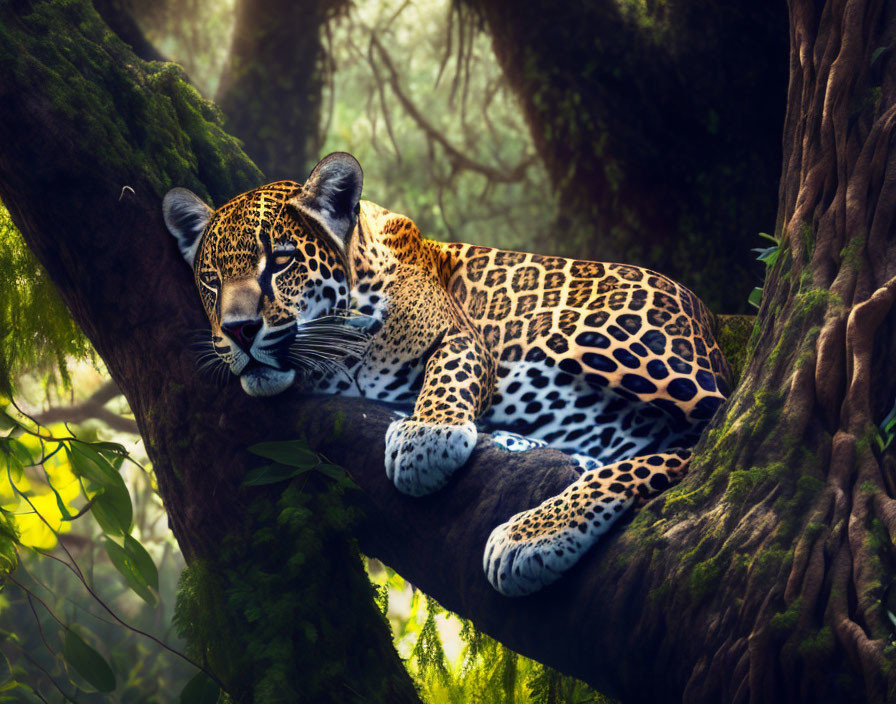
[216,0,347,180]
[0,3,418,702]
[2,1,895,703]
[462,0,789,314]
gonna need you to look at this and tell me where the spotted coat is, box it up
[165,164,732,597]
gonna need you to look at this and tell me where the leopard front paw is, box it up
[483,494,618,597]
[483,512,573,597]
[385,418,477,496]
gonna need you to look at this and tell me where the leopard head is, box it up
[163,152,367,396]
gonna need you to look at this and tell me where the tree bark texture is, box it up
[216,0,348,181]
[2,1,895,703]
[0,3,418,701]
[462,0,789,314]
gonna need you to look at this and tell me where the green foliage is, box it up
[875,398,896,451]
[748,232,782,310]
[62,628,117,692]
[0,205,93,394]
[244,438,357,488]
[174,475,376,702]
[104,534,160,607]
[180,671,222,704]
[369,565,612,704]
[714,314,756,386]
[0,401,205,701]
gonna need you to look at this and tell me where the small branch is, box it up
[369,35,535,184]
[32,381,139,435]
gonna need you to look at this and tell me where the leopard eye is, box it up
[271,249,296,272]
[198,268,219,291]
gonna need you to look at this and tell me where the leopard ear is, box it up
[288,152,363,253]
[163,188,213,267]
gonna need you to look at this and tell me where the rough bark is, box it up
[1,1,895,703]
[216,0,347,180]
[461,0,789,314]
[0,3,418,701]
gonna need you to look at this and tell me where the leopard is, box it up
[163,152,731,597]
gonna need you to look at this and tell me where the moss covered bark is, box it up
[461,0,788,314]
[0,2,419,701]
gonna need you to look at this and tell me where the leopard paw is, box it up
[385,418,477,496]
[483,495,625,597]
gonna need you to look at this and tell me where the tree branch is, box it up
[368,34,535,184]
[32,381,139,434]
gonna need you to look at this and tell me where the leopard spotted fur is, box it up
[164,153,731,596]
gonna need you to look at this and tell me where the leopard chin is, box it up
[239,365,296,397]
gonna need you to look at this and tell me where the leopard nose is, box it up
[221,319,263,352]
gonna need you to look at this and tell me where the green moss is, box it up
[753,547,793,583]
[647,580,673,606]
[689,555,723,601]
[714,314,756,385]
[173,476,405,702]
[769,598,802,635]
[0,0,262,212]
[725,462,785,503]
[794,286,840,316]
[797,626,834,660]
[330,411,346,441]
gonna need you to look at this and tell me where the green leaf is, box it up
[0,682,43,703]
[66,443,118,487]
[748,287,763,309]
[315,464,358,489]
[758,231,779,244]
[242,462,312,487]
[62,629,116,693]
[872,46,888,65]
[0,438,33,467]
[754,246,780,267]
[104,536,158,606]
[0,412,19,432]
[90,473,132,536]
[89,441,128,456]
[180,671,220,704]
[125,534,159,591]
[0,652,11,685]
[68,442,132,535]
[247,440,319,468]
[47,480,76,521]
